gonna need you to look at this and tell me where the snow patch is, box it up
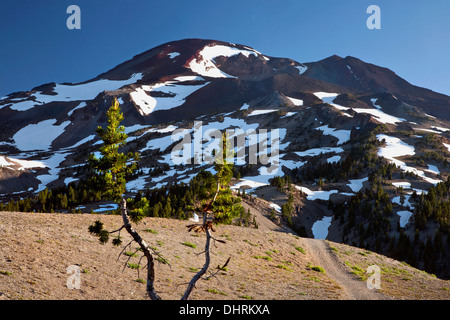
[347,177,368,192]
[131,80,209,116]
[312,216,332,239]
[392,182,412,189]
[327,155,341,164]
[425,164,440,175]
[315,125,351,145]
[0,155,47,170]
[247,109,277,117]
[352,108,406,125]
[282,112,297,118]
[370,98,382,110]
[240,103,250,110]
[269,203,282,212]
[34,73,142,103]
[35,152,69,192]
[286,96,303,106]
[443,143,450,153]
[392,195,412,209]
[295,147,343,157]
[294,185,338,201]
[397,210,413,228]
[189,44,257,78]
[94,203,119,213]
[431,126,450,132]
[168,52,180,59]
[67,102,87,117]
[377,134,441,185]
[13,119,71,151]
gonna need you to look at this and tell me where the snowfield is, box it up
[167,52,180,59]
[247,109,277,116]
[392,195,412,209]
[230,177,270,193]
[370,98,382,110]
[0,155,47,170]
[286,96,303,106]
[351,108,406,125]
[392,181,412,189]
[313,92,406,124]
[189,44,257,78]
[313,92,339,104]
[347,177,368,193]
[377,134,441,185]
[327,155,341,164]
[397,210,413,228]
[67,102,87,117]
[376,134,416,163]
[312,216,333,239]
[269,203,282,212]
[294,146,344,157]
[36,74,142,103]
[13,119,71,151]
[443,143,450,153]
[315,125,351,145]
[35,152,69,192]
[1,74,143,112]
[294,186,338,201]
[131,79,209,116]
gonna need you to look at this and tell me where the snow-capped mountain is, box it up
[0,37,449,195]
[1,38,450,278]
[0,38,449,195]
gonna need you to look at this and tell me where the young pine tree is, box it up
[210,132,243,224]
[87,98,140,202]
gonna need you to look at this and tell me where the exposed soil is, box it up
[0,209,449,300]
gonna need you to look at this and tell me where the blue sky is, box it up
[1,0,449,96]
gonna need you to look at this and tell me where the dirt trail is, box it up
[241,194,389,300]
[301,238,388,300]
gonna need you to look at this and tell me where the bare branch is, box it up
[116,240,134,262]
[109,225,125,234]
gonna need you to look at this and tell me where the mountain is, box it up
[0,38,449,279]
[304,55,450,121]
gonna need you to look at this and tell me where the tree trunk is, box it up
[120,197,161,300]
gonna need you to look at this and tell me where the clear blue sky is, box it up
[1,0,449,97]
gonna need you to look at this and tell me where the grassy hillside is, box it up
[0,211,448,300]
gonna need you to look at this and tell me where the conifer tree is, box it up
[210,132,243,224]
[87,98,140,202]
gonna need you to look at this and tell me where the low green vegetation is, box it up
[181,242,197,249]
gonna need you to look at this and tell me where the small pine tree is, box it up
[87,98,140,202]
[211,132,242,224]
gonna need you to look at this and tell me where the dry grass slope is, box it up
[0,211,448,300]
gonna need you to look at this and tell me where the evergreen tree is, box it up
[87,98,140,202]
[211,132,242,224]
